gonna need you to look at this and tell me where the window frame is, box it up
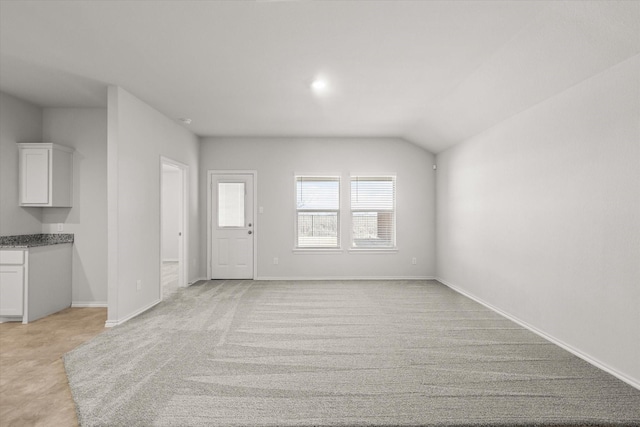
[349,175,397,251]
[294,175,342,251]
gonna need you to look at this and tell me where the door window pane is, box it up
[218,182,245,227]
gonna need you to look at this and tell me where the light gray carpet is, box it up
[64,280,640,426]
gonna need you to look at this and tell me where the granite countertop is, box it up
[0,234,74,248]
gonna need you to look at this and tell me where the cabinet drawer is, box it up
[0,251,25,265]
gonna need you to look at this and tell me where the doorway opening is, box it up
[160,158,188,299]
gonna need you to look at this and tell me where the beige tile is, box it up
[0,308,106,427]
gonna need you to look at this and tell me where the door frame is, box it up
[207,170,257,279]
[160,157,189,299]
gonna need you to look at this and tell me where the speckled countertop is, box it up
[0,234,74,248]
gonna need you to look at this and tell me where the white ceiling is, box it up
[1,1,638,153]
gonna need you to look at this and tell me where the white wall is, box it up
[0,92,43,235]
[161,165,181,261]
[200,137,436,279]
[436,56,640,386]
[107,86,200,325]
[41,108,108,306]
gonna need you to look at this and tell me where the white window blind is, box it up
[351,176,396,249]
[218,182,245,228]
[296,176,340,248]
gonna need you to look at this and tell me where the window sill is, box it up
[293,248,344,254]
[348,248,398,254]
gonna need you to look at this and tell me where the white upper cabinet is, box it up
[18,143,73,207]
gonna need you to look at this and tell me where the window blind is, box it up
[296,176,340,248]
[350,176,396,248]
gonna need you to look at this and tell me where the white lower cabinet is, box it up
[0,265,24,316]
[0,245,71,323]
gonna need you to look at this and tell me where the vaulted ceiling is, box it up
[1,1,637,153]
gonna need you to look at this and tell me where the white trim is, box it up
[207,170,258,280]
[347,248,399,254]
[104,298,160,328]
[292,249,344,254]
[106,85,120,327]
[161,258,179,263]
[188,277,208,285]
[72,301,108,308]
[436,277,640,391]
[207,173,211,279]
[22,251,29,323]
[256,276,435,281]
[16,142,74,153]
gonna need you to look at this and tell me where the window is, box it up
[351,176,396,249]
[296,176,340,248]
[218,182,245,227]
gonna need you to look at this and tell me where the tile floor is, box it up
[0,307,107,426]
[1,263,179,426]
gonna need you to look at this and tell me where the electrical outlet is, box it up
[273,257,279,265]
[57,223,64,232]
[412,257,417,265]
[136,279,142,290]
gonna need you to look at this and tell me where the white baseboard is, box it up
[72,301,107,308]
[104,298,161,328]
[188,277,208,285]
[435,277,640,391]
[255,276,436,281]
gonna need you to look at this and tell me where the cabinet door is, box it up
[0,265,24,316]
[21,148,50,204]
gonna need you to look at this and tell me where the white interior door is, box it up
[210,173,254,279]
[160,158,189,299]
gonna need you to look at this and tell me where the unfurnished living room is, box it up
[0,1,639,426]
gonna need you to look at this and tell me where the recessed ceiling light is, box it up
[310,78,328,94]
